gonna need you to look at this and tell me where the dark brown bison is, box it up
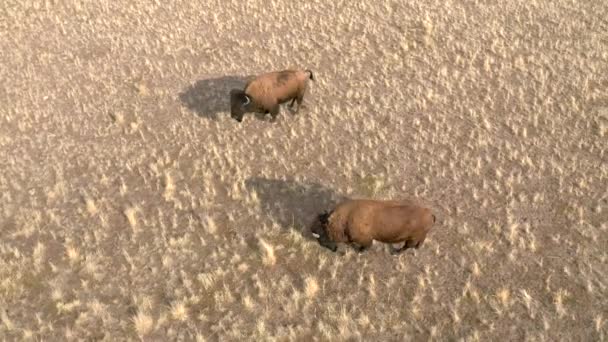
[230,68,314,122]
[310,199,436,254]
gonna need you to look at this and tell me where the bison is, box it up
[230,68,314,122]
[310,198,436,254]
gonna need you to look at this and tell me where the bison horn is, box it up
[242,95,250,106]
[312,233,320,239]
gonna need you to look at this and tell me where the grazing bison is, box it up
[230,68,314,122]
[310,199,436,254]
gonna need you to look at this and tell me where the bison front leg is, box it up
[351,239,372,253]
[354,244,369,253]
[268,103,280,122]
[345,226,372,253]
[318,238,338,252]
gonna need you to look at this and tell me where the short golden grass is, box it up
[1,0,606,340]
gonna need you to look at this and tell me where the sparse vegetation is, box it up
[1,0,607,340]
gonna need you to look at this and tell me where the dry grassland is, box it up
[1,0,607,340]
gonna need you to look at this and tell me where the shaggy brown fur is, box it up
[230,68,314,122]
[311,199,436,254]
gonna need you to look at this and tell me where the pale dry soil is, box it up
[1,0,607,341]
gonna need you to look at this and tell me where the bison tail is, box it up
[305,69,314,81]
[432,214,436,223]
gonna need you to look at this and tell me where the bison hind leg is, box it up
[287,96,303,115]
[390,244,403,255]
[392,239,417,255]
[294,93,305,113]
[288,97,297,108]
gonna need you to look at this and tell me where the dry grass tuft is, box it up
[496,288,511,308]
[123,206,138,229]
[133,311,155,337]
[304,276,320,299]
[258,238,277,266]
[553,289,570,318]
[170,301,189,322]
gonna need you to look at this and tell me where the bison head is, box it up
[311,211,337,252]
[229,89,251,122]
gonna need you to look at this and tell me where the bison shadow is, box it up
[178,75,251,120]
[244,177,346,236]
